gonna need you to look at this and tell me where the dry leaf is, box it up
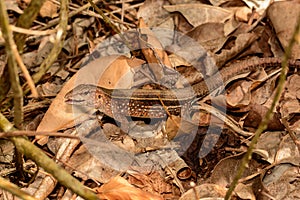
[127,171,173,196]
[179,183,227,199]
[163,3,233,27]
[267,1,300,59]
[6,0,23,14]
[96,176,164,200]
[137,0,172,28]
[139,18,172,73]
[40,0,58,18]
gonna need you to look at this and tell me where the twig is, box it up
[0,131,79,139]
[195,103,253,137]
[282,118,300,153]
[12,44,38,97]
[11,25,57,35]
[87,0,121,34]
[225,14,300,199]
[38,0,101,31]
[14,0,47,52]
[27,0,68,91]
[0,176,37,200]
[0,0,23,129]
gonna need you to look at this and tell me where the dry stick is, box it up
[12,45,38,97]
[87,0,136,51]
[224,14,300,200]
[25,0,68,93]
[39,0,101,30]
[11,25,57,35]
[0,1,27,182]
[0,131,79,139]
[0,176,38,200]
[281,118,300,152]
[14,0,47,52]
[87,0,121,34]
[0,3,23,130]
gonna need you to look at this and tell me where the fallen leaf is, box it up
[39,0,58,18]
[96,176,164,200]
[163,3,233,27]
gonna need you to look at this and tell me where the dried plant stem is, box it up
[0,131,79,138]
[11,25,57,35]
[0,0,23,129]
[12,45,38,97]
[14,0,47,52]
[39,0,101,30]
[87,0,121,33]
[28,0,68,90]
[282,118,300,152]
[0,176,37,200]
[225,14,300,200]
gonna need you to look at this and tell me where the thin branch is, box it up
[0,0,23,129]
[14,0,47,52]
[0,131,79,139]
[11,25,57,35]
[27,0,68,91]
[0,176,37,200]
[12,45,38,97]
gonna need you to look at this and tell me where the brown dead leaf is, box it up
[254,131,282,164]
[243,104,284,131]
[166,115,198,140]
[179,183,227,199]
[185,22,226,53]
[67,145,120,183]
[138,18,173,81]
[137,0,172,28]
[40,0,58,18]
[209,153,262,192]
[263,163,300,199]
[226,80,252,108]
[235,6,252,22]
[267,1,300,59]
[163,3,233,27]
[96,176,164,200]
[6,0,23,14]
[127,171,173,196]
[215,33,259,67]
[279,75,300,123]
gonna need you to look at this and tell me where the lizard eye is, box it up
[97,94,102,99]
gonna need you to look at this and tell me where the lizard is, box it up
[64,57,300,120]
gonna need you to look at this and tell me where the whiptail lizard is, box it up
[64,58,300,119]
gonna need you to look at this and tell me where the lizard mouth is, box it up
[64,98,85,104]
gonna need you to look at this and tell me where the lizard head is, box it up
[64,84,108,109]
